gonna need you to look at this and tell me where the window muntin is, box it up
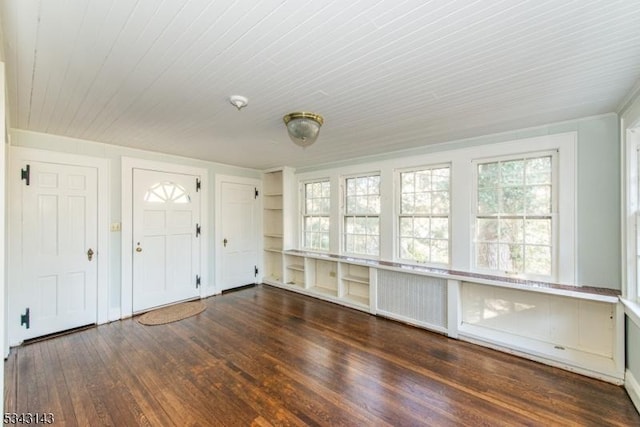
[398,166,450,264]
[144,182,191,204]
[303,180,330,251]
[474,154,554,277]
[344,174,380,256]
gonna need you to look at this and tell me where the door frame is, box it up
[215,175,262,294]
[121,157,208,318]
[8,147,110,345]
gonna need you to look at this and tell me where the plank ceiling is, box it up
[2,0,640,170]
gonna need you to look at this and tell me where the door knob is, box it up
[87,248,94,261]
[135,242,142,252]
[223,238,228,247]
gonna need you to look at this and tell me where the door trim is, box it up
[121,157,208,318]
[215,175,262,295]
[8,147,109,345]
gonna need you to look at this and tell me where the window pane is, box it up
[499,243,523,272]
[476,243,499,269]
[525,219,550,245]
[525,185,551,215]
[478,189,499,215]
[478,162,499,187]
[501,219,524,244]
[477,218,498,242]
[525,245,551,275]
[502,187,524,214]
[526,157,551,184]
[501,160,524,186]
[432,240,449,264]
[430,218,448,239]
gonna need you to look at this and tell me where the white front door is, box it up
[132,169,201,312]
[13,161,98,341]
[220,181,259,290]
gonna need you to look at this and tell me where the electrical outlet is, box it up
[110,222,122,232]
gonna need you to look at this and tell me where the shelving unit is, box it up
[307,258,339,298]
[284,254,306,288]
[340,263,370,307]
[262,168,296,286]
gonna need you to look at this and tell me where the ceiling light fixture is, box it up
[229,95,248,110]
[283,112,324,147]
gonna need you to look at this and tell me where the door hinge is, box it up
[196,224,201,237]
[254,266,259,277]
[196,178,201,192]
[20,308,30,329]
[21,164,30,186]
[254,188,259,199]
[196,275,201,288]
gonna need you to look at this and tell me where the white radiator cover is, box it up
[376,270,447,331]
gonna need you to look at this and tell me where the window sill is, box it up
[284,249,620,303]
[621,298,640,328]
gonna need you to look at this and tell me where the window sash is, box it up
[473,153,556,278]
[344,174,380,256]
[303,180,330,251]
[397,165,450,264]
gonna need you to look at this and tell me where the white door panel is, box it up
[220,181,259,290]
[132,169,201,312]
[16,161,98,341]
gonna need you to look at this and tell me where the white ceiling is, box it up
[2,0,640,170]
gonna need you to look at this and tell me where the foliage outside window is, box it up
[398,166,450,264]
[303,180,330,251]
[344,174,380,256]
[475,154,554,277]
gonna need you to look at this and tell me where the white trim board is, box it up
[121,157,209,317]
[8,147,110,343]
[626,369,640,415]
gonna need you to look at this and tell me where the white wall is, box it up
[8,129,262,318]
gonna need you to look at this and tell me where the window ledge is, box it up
[621,298,640,328]
[284,249,620,303]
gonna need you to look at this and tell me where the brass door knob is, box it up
[87,248,94,261]
[136,246,142,252]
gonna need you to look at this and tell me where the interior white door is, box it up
[15,161,98,341]
[220,181,259,290]
[132,169,201,312]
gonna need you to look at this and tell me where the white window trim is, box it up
[342,171,382,258]
[300,178,331,252]
[395,163,451,267]
[470,150,558,281]
[624,129,640,302]
[295,132,576,283]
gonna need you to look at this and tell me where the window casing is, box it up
[343,174,380,256]
[473,152,556,278]
[398,165,450,265]
[302,180,330,251]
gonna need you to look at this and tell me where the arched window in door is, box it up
[144,182,191,204]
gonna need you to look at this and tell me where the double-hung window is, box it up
[398,166,450,264]
[344,174,380,256]
[474,153,555,278]
[302,180,330,251]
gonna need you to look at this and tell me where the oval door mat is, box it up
[137,301,206,325]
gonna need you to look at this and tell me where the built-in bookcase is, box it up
[262,167,295,284]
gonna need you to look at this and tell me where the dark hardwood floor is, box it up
[5,285,640,426]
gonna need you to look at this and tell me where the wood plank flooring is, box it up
[5,285,640,426]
